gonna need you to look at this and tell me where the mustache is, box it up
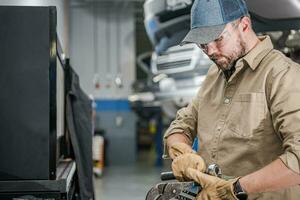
[209,54,231,62]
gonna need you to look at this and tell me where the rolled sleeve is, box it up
[268,62,300,174]
[163,89,201,159]
[279,152,300,174]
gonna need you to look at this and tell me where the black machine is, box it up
[0,6,95,200]
[0,6,86,200]
[0,6,67,181]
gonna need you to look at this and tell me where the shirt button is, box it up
[224,98,230,104]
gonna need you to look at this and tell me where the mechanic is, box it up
[164,0,300,199]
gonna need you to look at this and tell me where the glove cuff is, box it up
[169,143,195,159]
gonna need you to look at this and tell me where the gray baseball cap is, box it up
[181,0,249,45]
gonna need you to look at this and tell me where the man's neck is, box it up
[245,34,260,54]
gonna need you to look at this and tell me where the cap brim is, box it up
[180,24,226,45]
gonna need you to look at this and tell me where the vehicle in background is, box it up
[149,43,211,118]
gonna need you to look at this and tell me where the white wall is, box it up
[0,0,70,56]
[70,2,136,98]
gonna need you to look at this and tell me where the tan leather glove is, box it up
[185,168,239,200]
[172,153,206,181]
[168,142,195,159]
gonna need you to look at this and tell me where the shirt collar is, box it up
[242,35,274,70]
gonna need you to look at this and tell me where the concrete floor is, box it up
[94,150,171,200]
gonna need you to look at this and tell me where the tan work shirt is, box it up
[164,36,300,199]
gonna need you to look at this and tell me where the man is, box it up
[164,0,300,199]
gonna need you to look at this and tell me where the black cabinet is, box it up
[0,6,65,180]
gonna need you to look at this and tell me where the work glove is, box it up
[172,153,206,181]
[168,142,195,159]
[184,168,239,200]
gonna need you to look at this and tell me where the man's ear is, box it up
[240,16,251,32]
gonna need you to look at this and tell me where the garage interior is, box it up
[0,0,300,199]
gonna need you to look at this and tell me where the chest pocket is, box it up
[227,92,265,138]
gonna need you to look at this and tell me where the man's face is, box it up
[198,20,246,71]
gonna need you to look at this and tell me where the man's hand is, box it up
[168,142,195,159]
[169,143,206,181]
[185,168,239,200]
[172,153,206,181]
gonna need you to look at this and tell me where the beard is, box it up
[209,37,246,71]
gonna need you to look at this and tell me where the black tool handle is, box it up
[161,171,176,181]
